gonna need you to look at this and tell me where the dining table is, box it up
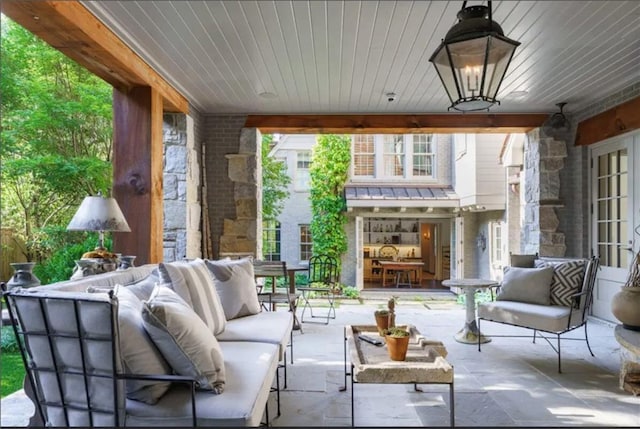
[378,260,424,288]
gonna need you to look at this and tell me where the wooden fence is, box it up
[1,228,27,283]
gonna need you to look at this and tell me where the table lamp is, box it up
[67,192,131,251]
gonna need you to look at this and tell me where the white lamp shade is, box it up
[67,195,131,232]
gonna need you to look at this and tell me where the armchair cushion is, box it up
[534,259,587,306]
[158,259,226,335]
[497,266,554,305]
[142,285,226,393]
[205,257,261,320]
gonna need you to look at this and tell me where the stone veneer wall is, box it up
[522,128,568,256]
[162,112,202,262]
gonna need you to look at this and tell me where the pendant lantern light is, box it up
[429,1,521,112]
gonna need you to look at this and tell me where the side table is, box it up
[442,278,498,344]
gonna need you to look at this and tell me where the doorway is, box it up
[590,131,640,322]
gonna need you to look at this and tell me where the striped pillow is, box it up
[535,259,587,307]
[158,259,226,335]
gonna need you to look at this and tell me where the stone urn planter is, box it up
[6,262,41,290]
[612,250,640,331]
[384,327,410,361]
[611,287,640,331]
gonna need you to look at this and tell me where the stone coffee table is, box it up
[340,324,454,426]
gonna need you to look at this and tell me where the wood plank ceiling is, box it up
[80,1,640,116]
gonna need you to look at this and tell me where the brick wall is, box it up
[202,115,248,258]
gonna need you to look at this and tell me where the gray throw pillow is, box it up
[141,285,226,393]
[205,257,261,320]
[158,259,227,335]
[88,284,171,404]
[497,266,554,305]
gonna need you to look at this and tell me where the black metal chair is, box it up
[298,255,340,325]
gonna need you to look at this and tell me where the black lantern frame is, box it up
[429,1,521,112]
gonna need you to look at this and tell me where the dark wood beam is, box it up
[1,0,188,113]
[575,96,640,146]
[245,113,549,134]
[112,87,164,264]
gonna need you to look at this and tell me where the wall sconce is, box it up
[476,231,487,252]
[429,1,521,112]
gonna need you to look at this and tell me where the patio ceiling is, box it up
[76,0,640,116]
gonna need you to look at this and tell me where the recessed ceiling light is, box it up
[258,91,277,99]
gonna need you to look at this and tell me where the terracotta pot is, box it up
[611,287,640,331]
[374,313,390,336]
[385,335,410,361]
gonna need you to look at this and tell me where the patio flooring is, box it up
[2,295,638,427]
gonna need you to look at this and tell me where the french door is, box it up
[590,131,640,321]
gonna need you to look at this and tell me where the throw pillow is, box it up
[158,259,226,335]
[88,284,171,404]
[205,257,261,320]
[497,266,555,305]
[141,285,226,393]
[535,259,587,306]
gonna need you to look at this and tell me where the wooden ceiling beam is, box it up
[575,96,640,146]
[245,114,549,134]
[1,1,188,113]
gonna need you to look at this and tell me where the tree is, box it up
[309,135,351,264]
[261,134,290,221]
[1,17,113,261]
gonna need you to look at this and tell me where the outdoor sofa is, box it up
[2,257,293,427]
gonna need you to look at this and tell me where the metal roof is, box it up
[344,185,458,208]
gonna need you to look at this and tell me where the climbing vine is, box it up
[309,134,351,265]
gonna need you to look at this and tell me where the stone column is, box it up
[162,113,201,262]
[219,128,262,258]
[522,129,567,256]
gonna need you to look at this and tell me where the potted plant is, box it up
[384,327,410,361]
[374,308,390,335]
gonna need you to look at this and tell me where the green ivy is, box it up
[309,135,351,265]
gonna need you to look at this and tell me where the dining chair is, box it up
[298,255,340,325]
[252,260,302,332]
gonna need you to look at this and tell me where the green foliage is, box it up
[383,327,410,337]
[1,353,25,398]
[309,135,351,264]
[261,134,291,221]
[340,285,360,299]
[1,17,113,262]
[1,326,20,353]
[33,231,111,284]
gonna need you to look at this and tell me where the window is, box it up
[490,222,504,268]
[299,225,313,261]
[295,151,311,190]
[353,135,375,176]
[413,134,434,177]
[262,220,281,261]
[351,134,436,180]
[383,134,405,176]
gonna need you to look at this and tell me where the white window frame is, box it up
[299,224,313,261]
[490,221,505,269]
[295,151,311,191]
[352,135,375,177]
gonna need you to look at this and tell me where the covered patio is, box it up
[2,297,637,427]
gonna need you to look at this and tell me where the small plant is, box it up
[383,327,409,338]
[341,286,359,299]
[374,308,389,316]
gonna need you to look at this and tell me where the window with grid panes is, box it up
[262,220,281,261]
[491,222,503,268]
[299,225,313,261]
[353,135,375,176]
[413,134,434,177]
[383,134,405,176]
[295,151,311,190]
[596,149,628,268]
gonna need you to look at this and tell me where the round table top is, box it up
[442,278,499,289]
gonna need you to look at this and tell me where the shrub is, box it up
[1,326,19,353]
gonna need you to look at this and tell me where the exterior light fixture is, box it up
[429,1,521,112]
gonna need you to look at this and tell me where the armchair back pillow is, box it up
[534,259,587,306]
[497,266,554,305]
